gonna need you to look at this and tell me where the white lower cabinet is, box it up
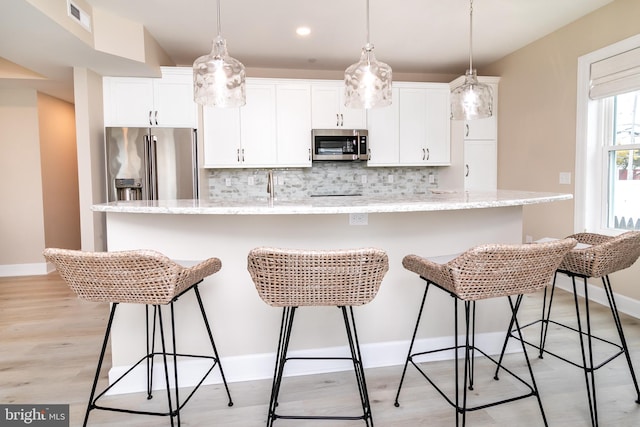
[367,83,450,166]
[203,79,311,168]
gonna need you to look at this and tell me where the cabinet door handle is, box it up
[154,110,158,126]
[425,148,430,160]
[308,148,311,161]
[148,110,153,126]
[368,148,371,161]
[465,124,470,137]
[237,148,240,162]
[241,148,245,162]
[465,164,470,177]
[340,113,344,127]
[336,113,339,127]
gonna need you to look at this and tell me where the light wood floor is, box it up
[2,273,640,426]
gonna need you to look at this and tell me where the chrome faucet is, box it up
[267,170,274,201]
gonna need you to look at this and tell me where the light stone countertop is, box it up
[91,189,572,215]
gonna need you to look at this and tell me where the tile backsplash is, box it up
[206,162,438,200]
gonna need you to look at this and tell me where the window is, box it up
[604,91,640,230]
[576,35,640,234]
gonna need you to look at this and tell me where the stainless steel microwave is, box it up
[311,129,368,161]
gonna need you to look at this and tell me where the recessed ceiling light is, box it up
[296,26,311,36]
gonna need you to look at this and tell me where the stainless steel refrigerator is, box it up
[105,127,199,202]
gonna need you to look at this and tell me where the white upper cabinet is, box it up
[311,82,367,129]
[202,105,241,168]
[276,83,312,167]
[103,67,197,128]
[367,83,450,166]
[367,88,400,166]
[464,140,497,190]
[463,114,497,140]
[203,81,277,168]
[203,79,311,168]
[240,83,278,166]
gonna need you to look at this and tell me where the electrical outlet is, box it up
[349,213,368,226]
[248,176,255,185]
[429,173,436,184]
[225,178,231,187]
[387,175,394,184]
[559,172,571,185]
[525,235,533,243]
[361,175,367,184]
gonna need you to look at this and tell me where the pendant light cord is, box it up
[216,0,222,37]
[366,0,371,47]
[468,0,474,71]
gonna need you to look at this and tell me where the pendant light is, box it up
[451,0,493,120]
[344,0,392,109]
[193,0,246,108]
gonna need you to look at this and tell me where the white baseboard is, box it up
[107,331,522,395]
[554,274,640,319]
[0,262,51,277]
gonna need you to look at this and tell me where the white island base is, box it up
[102,207,530,394]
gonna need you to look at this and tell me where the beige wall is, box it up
[38,93,80,250]
[73,67,106,252]
[484,0,640,299]
[0,89,46,269]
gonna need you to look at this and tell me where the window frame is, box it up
[575,34,640,235]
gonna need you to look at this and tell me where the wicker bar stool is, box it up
[43,248,233,427]
[247,247,389,427]
[508,231,640,427]
[393,238,576,427]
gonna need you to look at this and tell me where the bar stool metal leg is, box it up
[508,271,640,427]
[83,303,118,427]
[156,304,178,426]
[602,275,640,404]
[267,306,296,427]
[193,285,234,407]
[341,306,374,427]
[537,272,559,359]
[266,306,374,426]
[397,282,549,427]
[394,281,431,407]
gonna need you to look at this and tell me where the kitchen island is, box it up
[92,190,571,394]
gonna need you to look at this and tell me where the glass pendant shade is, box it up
[344,0,392,109]
[451,69,493,120]
[345,44,392,109]
[193,35,246,108]
[451,0,493,120]
[193,0,245,108]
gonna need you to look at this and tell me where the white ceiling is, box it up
[0,0,614,103]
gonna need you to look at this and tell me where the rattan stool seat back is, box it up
[247,247,389,307]
[559,231,640,278]
[402,238,577,301]
[43,248,221,305]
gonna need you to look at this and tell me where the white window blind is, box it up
[590,46,640,99]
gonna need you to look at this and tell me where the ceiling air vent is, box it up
[67,0,91,32]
